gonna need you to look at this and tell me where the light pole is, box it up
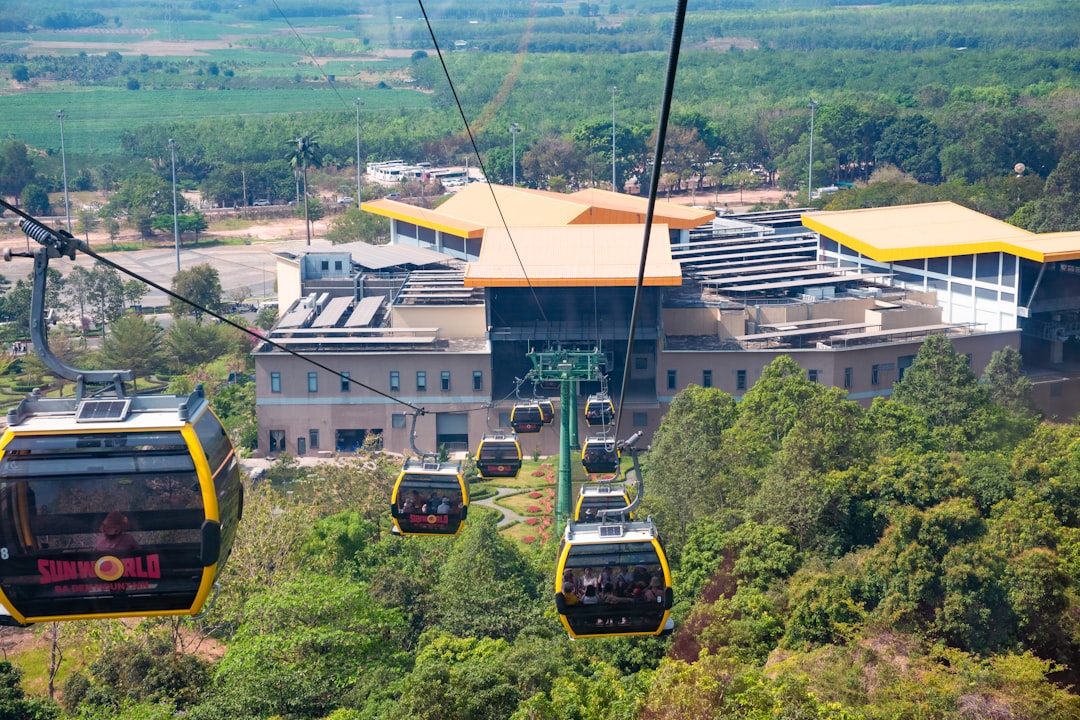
[354,98,363,205]
[611,86,617,191]
[169,138,180,273]
[510,123,520,186]
[808,99,818,203]
[56,109,71,234]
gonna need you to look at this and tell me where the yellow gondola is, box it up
[0,387,242,625]
[583,394,614,427]
[554,519,673,638]
[475,432,522,479]
[574,484,633,522]
[390,458,469,536]
[581,437,620,475]
[509,403,544,434]
[538,400,555,424]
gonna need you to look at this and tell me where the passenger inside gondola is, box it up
[94,512,139,554]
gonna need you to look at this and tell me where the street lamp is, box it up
[169,138,180,273]
[56,109,71,234]
[510,123,520,186]
[354,98,363,205]
[611,86,617,191]
[808,99,818,203]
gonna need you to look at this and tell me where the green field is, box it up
[1,86,430,155]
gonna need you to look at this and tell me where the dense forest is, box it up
[4,339,1080,718]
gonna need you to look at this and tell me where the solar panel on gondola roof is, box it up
[75,399,131,423]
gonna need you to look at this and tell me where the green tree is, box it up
[1015,151,1080,232]
[169,263,222,322]
[84,264,125,332]
[643,384,738,548]
[164,318,232,369]
[0,140,35,204]
[98,313,163,385]
[430,515,544,641]
[205,575,407,719]
[287,133,322,245]
[982,345,1035,417]
[0,660,60,720]
[75,207,99,242]
[327,207,391,244]
[20,184,50,215]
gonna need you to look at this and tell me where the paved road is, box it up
[473,486,531,527]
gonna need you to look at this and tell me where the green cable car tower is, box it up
[526,348,607,526]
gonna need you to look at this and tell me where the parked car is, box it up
[252,199,271,206]
[338,196,354,205]
[386,192,401,199]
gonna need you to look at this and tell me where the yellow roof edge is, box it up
[361,201,485,238]
[802,214,1048,263]
[464,277,683,288]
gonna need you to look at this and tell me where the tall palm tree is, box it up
[287,133,321,245]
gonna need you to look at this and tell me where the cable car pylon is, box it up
[526,348,606,526]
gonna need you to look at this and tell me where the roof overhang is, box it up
[803,202,1044,262]
[465,225,683,287]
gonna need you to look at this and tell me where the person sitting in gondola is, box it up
[579,567,599,594]
[645,575,665,604]
[581,585,599,605]
[561,581,579,606]
[437,497,451,514]
[94,512,139,554]
[401,496,417,514]
[583,507,596,523]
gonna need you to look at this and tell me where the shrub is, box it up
[529,491,542,498]
[527,505,542,513]
[522,536,536,543]
[526,517,540,525]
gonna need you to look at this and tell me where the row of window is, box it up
[668,354,948,394]
[269,369,485,394]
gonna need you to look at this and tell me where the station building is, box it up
[253,184,1080,458]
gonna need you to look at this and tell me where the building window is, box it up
[392,413,406,429]
[702,369,712,388]
[341,371,350,392]
[667,369,677,390]
[843,367,852,389]
[807,369,818,383]
[308,372,318,393]
[441,371,451,391]
[269,430,285,453]
[417,371,427,391]
[633,412,648,427]
[334,260,343,271]
[871,364,880,385]
[473,370,483,391]
[270,372,281,393]
[736,369,747,391]
[635,356,648,371]
[320,260,329,271]
[309,429,320,450]
[898,355,916,381]
[390,371,400,392]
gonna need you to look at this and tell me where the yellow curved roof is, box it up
[464,225,682,287]
[362,183,714,237]
[802,201,1080,263]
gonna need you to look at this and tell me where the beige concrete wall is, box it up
[392,305,487,338]
[663,307,721,335]
[276,257,302,309]
[867,303,942,330]
[255,350,493,457]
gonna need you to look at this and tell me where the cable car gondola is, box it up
[554,519,673,638]
[475,432,522,479]
[574,484,633,522]
[0,387,243,625]
[390,458,469,536]
[581,437,620,475]
[0,210,242,625]
[583,394,614,427]
[538,400,555,425]
[509,403,544,434]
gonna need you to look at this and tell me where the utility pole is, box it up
[354,98,363,205]
[808,99,818,203]
[169,138,180,272]
[57,110,71,234]
[611,86,617,191]
[510,123,520,187]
